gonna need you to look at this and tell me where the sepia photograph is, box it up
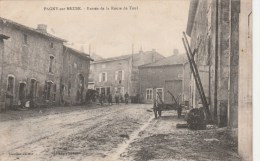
[0,0,253,161]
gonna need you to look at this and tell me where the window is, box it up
[23,34,28,44]
[115,70,124,81]
[99,72,107,82]
[49,56,54,73]
[102,73,106,81]
[146,88,153,100]
[53,84,56,101]
[156,88,164,101]
[7,75,15,96]
[45,81,52,100]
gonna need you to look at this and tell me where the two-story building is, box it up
[138,54,190,104]
[90,49,164,101]
[60,46,93,105]
[0,17,92,110]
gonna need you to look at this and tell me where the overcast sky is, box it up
[0,0,190,58]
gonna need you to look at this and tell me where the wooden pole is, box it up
[182,37,211,118]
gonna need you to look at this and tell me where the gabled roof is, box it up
[92,54,131,63]
[64,45,93,61]
[139,54,187,68]
[92,50,163,64]
[0,17,67,42]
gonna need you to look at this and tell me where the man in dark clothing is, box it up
[124,92,129,104]
[115,91,120,105]
[108,93,113,105]
[100,93,105,106]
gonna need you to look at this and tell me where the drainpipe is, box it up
[0,35,10,110]
[214,0,219,123]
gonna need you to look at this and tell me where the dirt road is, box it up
[0,105,241,161]
[0,104,153,161]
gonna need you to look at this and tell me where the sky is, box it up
[0,0,190,58]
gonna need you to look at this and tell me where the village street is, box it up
[0,104,241,161]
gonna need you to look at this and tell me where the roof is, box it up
[64,45,93,61]
[93,54,131,63]
[186,0,199,36]
[90,53,103,61]
[0,17,67,42]
[139,54,187,68]
[92,50,163,64]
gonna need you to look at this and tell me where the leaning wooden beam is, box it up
[182,36,211,119]
[183,33,208,111]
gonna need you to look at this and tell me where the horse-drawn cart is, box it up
[153,90,183,118]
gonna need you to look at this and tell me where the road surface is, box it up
[0,104,241,161]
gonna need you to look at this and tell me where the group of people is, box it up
[98,91,129,106]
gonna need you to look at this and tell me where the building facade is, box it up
[60,46,92,105]
[90,50,164,101]
[0,17,92,110]
[138,54,190,104]
[186,0,239,128]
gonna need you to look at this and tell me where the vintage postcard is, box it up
[0,0,252,161]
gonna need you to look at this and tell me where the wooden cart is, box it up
[153,90,183,118]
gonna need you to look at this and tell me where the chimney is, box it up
[173,49,179,55]
[152,49,156,52]
[37,24,47,33]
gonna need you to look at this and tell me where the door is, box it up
[18,83,26,102]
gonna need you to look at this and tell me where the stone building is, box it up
[186,0,239,128]
[0,17,92,110]
[90,49,164,101]
[60,46,93,105]
[138,54,190,104]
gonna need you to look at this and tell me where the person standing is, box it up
[100,92,105,106]
[108,93,113,105]
[115,91,120,105]
[124,92,129,104]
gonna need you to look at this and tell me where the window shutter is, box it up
[115,71,118,80]
[122,70,124,80]
[99,73,102,82]
[105,72,108,82]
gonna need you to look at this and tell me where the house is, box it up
[0,17,92,110]
[89,49,164,101]
[186,0,239,128]
[60,46,93,105]
[138,54,190,104]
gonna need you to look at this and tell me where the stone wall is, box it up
[0,21,64,108]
